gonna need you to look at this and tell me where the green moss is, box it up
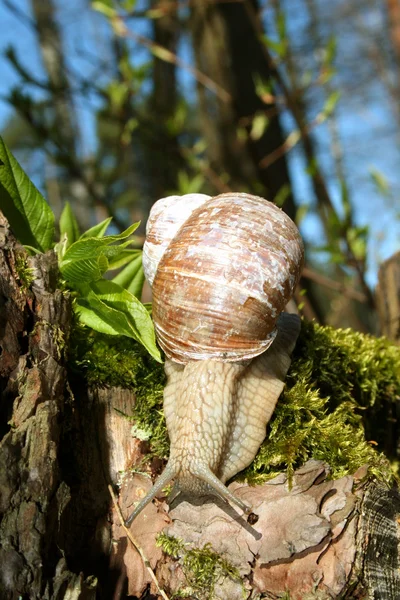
[156,531,184,558]
[69,319,400,483]
[156,533,242,600]
[242,320,399,484]
[69,321,168,457]
[15,253,34,290]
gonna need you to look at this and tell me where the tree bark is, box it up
[1,216,399,599]
[376,251,400,342]
[0,213,95,598]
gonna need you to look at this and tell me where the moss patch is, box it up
[242,320,399,484]
[15,253,34,290]
[69,319,400,482]
[156,532,242,600]
[69,322,168,457]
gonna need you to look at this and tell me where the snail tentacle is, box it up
[192,463,251,514]
[125,462,177,527]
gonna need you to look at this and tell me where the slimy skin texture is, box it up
[126,312,300,525]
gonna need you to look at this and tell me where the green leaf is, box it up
[263,35,287,58]
[91,0,116,17]
[0,135,55,251]
[296,204,309,225]
[60,222,139,283]
[80,217,112,239]
[339,177,352,224]
[322,90,341,117]
[106,80,129,113]
[143,302,152,314]
[55,234,69,262]
[253,74,274,104]
[273,183,291,208]
[306,157,318,177]
[128,264,145,298]
[75,280,162,362]
[92,280,161,360]
[75,294,134,336]
[121,0,137,10]
[250,113,269,141]
[349,237,367,262]
[112,252,145,297]
[323,36,337,67]
[121,117,139,145]
[369,168,390,197]
[59,202,80,249]
[61,248,109,283]
[347,225,368,261]
[60,239,133,283]
[108,248,142,270]
[276,10,287,41]
[176,171,205,195]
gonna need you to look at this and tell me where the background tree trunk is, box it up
[376,251,400,342]
[147,0,182,202]
[190,0,296,217]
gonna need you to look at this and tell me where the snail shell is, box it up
[127,193,303,526]
[143,193,211,286]
[144,192,304,363]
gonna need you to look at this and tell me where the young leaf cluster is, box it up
[0,134,160,362]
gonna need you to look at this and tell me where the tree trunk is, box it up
[189,0,329,324]
[1,216,399,599]
[190,0,296,219]
[30,0,78,157]
[147,0,182,201]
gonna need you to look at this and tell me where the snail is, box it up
[126,192,304,526]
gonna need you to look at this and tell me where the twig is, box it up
[302,266,368,303]
[112,17,231,103]
[108,484,170,600]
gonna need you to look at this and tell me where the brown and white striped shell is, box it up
[143,192,304,364]
[143,193,211,286]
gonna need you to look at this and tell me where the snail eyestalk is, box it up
[125,463,177,527]
[194,464,252,515]
[125,461,251,526]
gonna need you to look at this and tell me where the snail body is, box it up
[126,193,303,525]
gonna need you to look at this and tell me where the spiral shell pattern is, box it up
[143,193,211,286]
[146,192,304,363]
